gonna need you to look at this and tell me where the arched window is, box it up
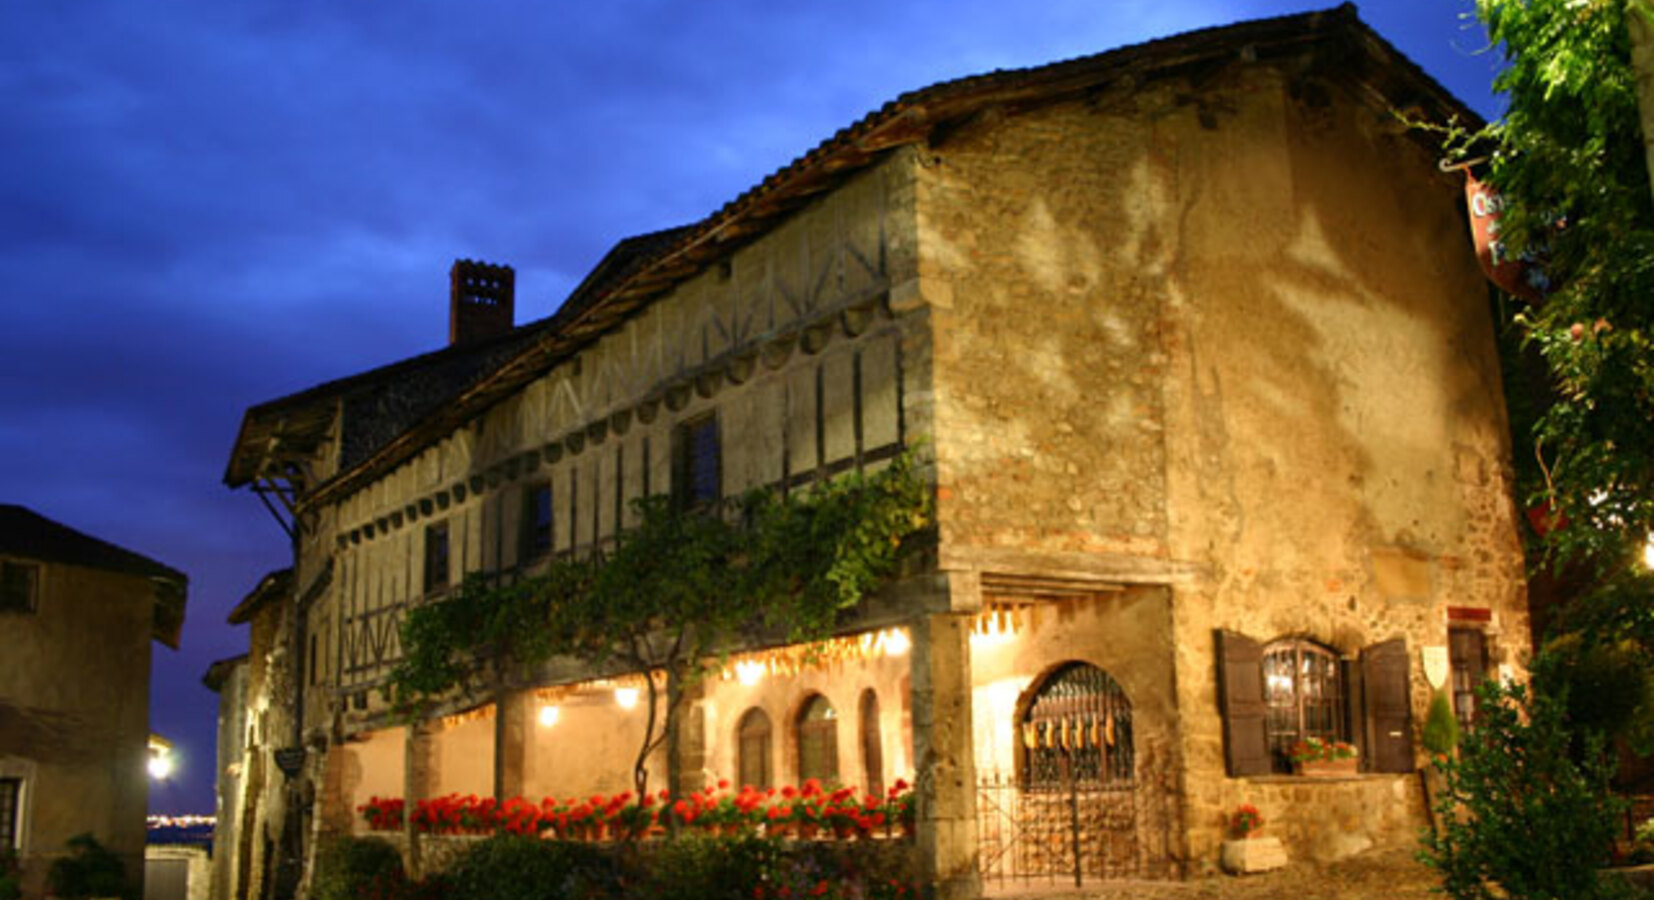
[737,708,773,789]
[796,694,839,783]
[858,689,884,799]
[1262,638,1345,773]
[1019,662,1133,790]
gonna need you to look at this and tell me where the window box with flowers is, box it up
[1290,737,1359,777]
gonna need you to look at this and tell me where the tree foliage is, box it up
[391,451,931,801]
[1443,0,1654,630]
[1420,672,1629,900]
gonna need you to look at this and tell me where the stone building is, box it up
[219,7,1528,897]
[0,504,188,899]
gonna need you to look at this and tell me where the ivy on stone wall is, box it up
[389,449,931,800]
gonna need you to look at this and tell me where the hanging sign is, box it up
[1462,169,1552,304]
[1421,646,1450,690]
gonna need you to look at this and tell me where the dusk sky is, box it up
[0,1,1506,814]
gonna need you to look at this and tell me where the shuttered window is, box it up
[1216,630,1413,776]
[1362,639,1414,773]
[1216,631,1270,776]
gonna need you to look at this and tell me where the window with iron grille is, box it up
[0,561,39,613]
[521,483,553,561]
[672,413,720,511]
[423,523,450,595]
[1449,627,1489,730]
[1019,662,1134,790]
[0,778,20,850]
[738,708,773,789]
[796,694,838,783]
[1262,638,1346,773]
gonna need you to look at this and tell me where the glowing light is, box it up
[537,705,560,728]
[148,753,174,781]
[880,628,911,657]
[970,609,1018,648]
[1644,534,1654,571]
[615,687,640,710]
[735,660,766,686]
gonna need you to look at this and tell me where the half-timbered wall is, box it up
[325,158,921,715]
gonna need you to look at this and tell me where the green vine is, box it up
[389,448,931,800]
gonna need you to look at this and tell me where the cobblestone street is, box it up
[988,848,1441,900]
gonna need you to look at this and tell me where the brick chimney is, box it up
[448,259,515,346]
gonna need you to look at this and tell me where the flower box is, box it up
[1296,757,1359,777]
[1221,836,1287,874]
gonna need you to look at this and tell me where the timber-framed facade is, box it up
[216,8,1531,899]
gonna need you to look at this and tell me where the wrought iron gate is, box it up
[977,662,1139,887]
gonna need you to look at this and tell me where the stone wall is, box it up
[913,62,1528,871]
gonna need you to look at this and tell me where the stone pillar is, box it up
[494,691,528,802]
[910,613,979,900]
[668,677,708,799]
[403,721,437,878]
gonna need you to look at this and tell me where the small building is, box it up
[0,504,188,898]
[218,7,1528,898]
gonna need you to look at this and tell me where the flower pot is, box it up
[1296,757,1359,777]
[1221,837,1287,874]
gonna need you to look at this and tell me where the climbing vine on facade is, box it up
[390,450,931,799]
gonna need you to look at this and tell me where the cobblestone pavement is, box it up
[984,847,1441,900]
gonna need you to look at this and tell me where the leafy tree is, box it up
[1443,0,1654,638]
[1420,673,1629,898]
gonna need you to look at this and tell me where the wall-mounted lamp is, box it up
[615,687,640,710]
[537,704,560,728]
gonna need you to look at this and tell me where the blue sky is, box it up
[0,1,1505,814]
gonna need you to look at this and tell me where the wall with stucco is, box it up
[914,62,1528,870]
[0,563,155,898]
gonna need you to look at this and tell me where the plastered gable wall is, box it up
[0,564,153,897]
[324,155,923,717]
[915,62,1527,864]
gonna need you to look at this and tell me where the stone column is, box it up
[403,721,437,878]
[494,691,528,802]
[668,676,708,800]
[909,612,979,900]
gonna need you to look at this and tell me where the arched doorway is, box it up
[979,661,1140,885]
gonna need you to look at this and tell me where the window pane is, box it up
[424,524,450,593]
[1,562,38,613]
[0,778,19,849]
[522,485,553,559]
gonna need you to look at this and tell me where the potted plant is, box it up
[1230,804,1263,840]
[1289,737,1359,776]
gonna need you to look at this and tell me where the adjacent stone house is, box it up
[220,7,1528,897]
[0,504,188,899]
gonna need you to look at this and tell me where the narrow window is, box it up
[423,523,450,595]
[737,708,773,789]
[796,694,839,783]
[308,632,318,686]
[672,413,721,510]
[0,561,39,613]
[521,483,553,561]
[1449,627,1489,730]
[0,777,20,850]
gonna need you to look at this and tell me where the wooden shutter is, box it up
[1361,638,1414,773]
[1216,630,1270,776]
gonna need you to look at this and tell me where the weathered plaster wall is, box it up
[915,62,1527,871]
[0,564,154,897]
[209,661,249,900]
